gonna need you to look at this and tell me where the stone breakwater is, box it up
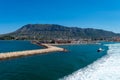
[0,44,67,60]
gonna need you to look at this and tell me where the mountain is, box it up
[2,24,120,40]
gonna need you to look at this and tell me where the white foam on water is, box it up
[60,43,120,80]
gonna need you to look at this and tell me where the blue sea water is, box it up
[0,40,43,53]
[61,42,120,80]
[0,41,115,80]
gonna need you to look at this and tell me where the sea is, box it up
[0,40,119,80]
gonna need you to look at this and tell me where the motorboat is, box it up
[97,48,103,52]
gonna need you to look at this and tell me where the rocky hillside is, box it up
[3,24,120,40]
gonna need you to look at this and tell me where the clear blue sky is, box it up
[0,0,120,34]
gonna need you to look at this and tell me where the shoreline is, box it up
[47,43,98,46]
[45,42,101,46]
[0,43,67,60]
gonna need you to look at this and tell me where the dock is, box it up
[0,43,67,60]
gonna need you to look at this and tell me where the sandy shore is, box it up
[0,44,67,60]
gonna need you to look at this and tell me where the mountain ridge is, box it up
[1,24,120,40]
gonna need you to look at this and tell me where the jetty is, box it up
[0,43,67,60]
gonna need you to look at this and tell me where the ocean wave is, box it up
[60,43,120,80]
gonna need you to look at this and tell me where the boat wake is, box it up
[60,43,120,80]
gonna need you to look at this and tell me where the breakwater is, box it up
[0,43,66,60]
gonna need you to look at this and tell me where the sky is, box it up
[0,0,120,34]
